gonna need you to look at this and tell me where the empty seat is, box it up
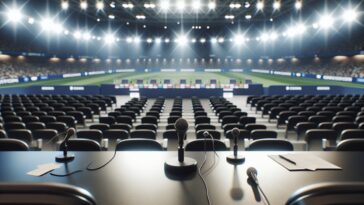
[26,122,46,131]
[226,129,250,139]
[336,139,364,151]
[162,130,178,139]
[332,115,355,123]
[221,116,239,128]
[60,139,101,151]
[57,116,77,128]
[130,130,156,140]
[22,116,40,124]
[102,129,129,140]
[7,129,32,144]
[195,124,216,132]
[295,122,317,140]
[115,116,133,126]
[285,116,308,138]
[0,130,6,138]
[195,116,211,125]
[340,129,364,141]
[89,123,110,132]
[141,116,158,125]
[0,139,29,151]
[135,124,157,132]
[109,123,131,133]
[167,116,180,124]
[305,129,338,151]
[245,124,267,132]
[99,116,116,125]
[332,122,357,134]
[250,130,278,140]
[248,139,294,151]
[76,130,103,142]
[223,123,246,135]
[185,139,227,151]
[32,129,58,140]
[239,117,256,126]
[116,139,163,151]
[46,122,68,133]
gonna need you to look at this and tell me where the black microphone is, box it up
[56,128,76,162]
[247,167,259,185]
[175,118,188,150]
[227,128,245,164]
[165,118,197,177]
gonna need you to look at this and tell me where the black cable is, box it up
[197,137,211,205]
[86,148,118,171]
[258,185,271,205]
[50,170,83,177]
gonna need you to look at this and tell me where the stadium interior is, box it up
[1,0,364,205]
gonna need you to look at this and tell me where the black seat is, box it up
[195,116,211,125]
[116,139,163,151]
[7,129,32,144]
[185,139,227,151]
[60,139,101,151]
[130,130,156,140]
[22,116,40,124]
[0,130,6,138]
[32,129,58,140]
[340,129,364,140]
[248,139,294,151]
[195,124,216,132]
[332,122,357,135]
[221,116,239,128]
[39,116,57,124]
[250,130,278,140]
[109,123,131,133]
[76,130,103,142]
[4,122,26,131]
[46,122,68,133]
[239,116,256,126]
[165,124,176,130]
[245,124,267,132]
[167,116,180,124]
[162,130,178,139]
[305,129,338,151]
[115,115,133,126]
[99,116,115,125]
[295,122,317,140]
[286,182,364,205]
[223,123,245,135]
[89,123,110,132]
[336,139,364,151]
[102,129,129,140]
[196,130,221,139]
[0,139,29,151]
[135,124,158,132]
[57,116,77,128]
[26,122,46,131]
[285,116,308,138]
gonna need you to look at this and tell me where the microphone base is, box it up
[55,154,75,162]
[164,157,197,177]
[226,155,245,165]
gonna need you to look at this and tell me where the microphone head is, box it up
[67,127,76,136]
[232,128,240,138]
[175,118,189,132]
[247,167,257,177]
[203,131,210,138]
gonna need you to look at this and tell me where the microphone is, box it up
[226,128,245,164]
[247,167,259,185]
[56,128,76,162]
[165,118,197,177]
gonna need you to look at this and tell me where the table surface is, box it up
[0,151,364,205]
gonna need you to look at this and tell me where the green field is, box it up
[1,72,364,88]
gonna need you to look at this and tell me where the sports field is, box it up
[2,72,364,88]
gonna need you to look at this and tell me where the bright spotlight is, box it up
[208,1,216,10]
[319,14,335,29]
[256,1,264,10]
[165,38,170,43]
[155,37,162,43]
[176,0,186,12]
[192,0,201,11]
[295,1,302,10]
[273,1,281,10]
[40,18,63,34]
[28,17,35,25]
[6,8,23,23]
[200,38,206,43]
[80,1,88,10]
[211,38,217,44]
[270,32,278,41]
[83,32,91,41]
[126,37,133,43]
[73,31,82,39]
[104,34,116,44]
[176,35,188,45]
[61,1,69,10]
[147,38,153,43]
[160,0,170,11]
[342,9,358,23]
[218,37,224,43]
[96,1,104,10]
[260,33,269,42]
[234,34,245,45]
[133,36,141,43]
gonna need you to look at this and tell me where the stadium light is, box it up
[191,38,197,43]
[61,0,69,10]
[295,0,302,10]
[200,38,206,43]
[155,37,162,43]
[104,33,116,44]
[192,0,201,11]
[126,37,133,43]
[133,36,141,43]
[6,8,23,23]
[73,31,82,39]
[218,37,224,43]
[40,18,63,34]
[342,9,358,23]
[273,1,281,10]
[80,0,88,10]
[211,37,217,44]
[176,35,188,45]
[164,38,170,43]
[234,34,245,45]
[96,1,104,10]
[176,0,186,12]
[208,1,216,10]
[270,32,278,41]
[256,1,264,10]
[83,32,91,41]
[147,38,153,43]
[28,17,35,25]
[319,14,335,29]
[159,0,170,12]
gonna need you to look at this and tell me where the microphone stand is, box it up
[56,137,75,162]
[226,133,245,164]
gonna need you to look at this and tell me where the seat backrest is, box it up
[0,139,29,151]
[135,124,157,131]
[32,129,58,140]
[162,130,178,139]
[60,139,101,151]
[46,122,68,133]
[245,124,267,132]
[77,130,103,142]
[226,129,250,139]
[130,130,156,140]
[109,123,131,132]
[305,129,338,151]
[0,182,96,205]
[336,139,364,151]
[340,129,364,141]
[185,139,227,151]
[7,129,32,144]
[89,123,110,132]
[250,130,277,140]
[248,139,293,151]
[102,129,129,140]
[195,124,216,132]
[196,130,221,139]
[116,139,163,151]
[286,182,364,205]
